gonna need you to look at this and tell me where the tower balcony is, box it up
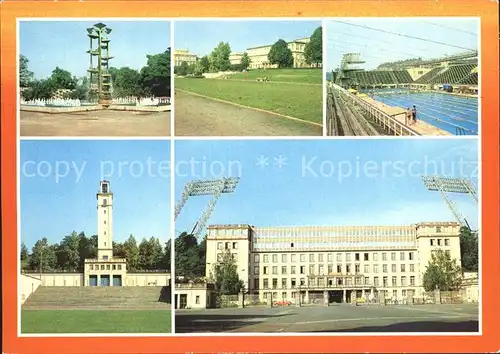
[101,56,115,60]
[86,49,100,56]
[87,67,99,73]
[87,33,99,39]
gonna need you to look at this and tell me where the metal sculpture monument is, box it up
[87,23,113,107]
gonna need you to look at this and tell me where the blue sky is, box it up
[20,21,171,79]
[20,140,171,250]
[174,20,321,57]
[175,139,479,237]
[325,18,479,71]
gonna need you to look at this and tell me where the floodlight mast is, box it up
[421,175,478,227]
[174,177,240,238]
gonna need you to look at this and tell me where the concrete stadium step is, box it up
[23,286,169,308]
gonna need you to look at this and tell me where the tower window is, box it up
[104,220,106,224]
[104,231,106,235]
[103,199,108,206]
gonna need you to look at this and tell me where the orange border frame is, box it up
[2,1,499,353]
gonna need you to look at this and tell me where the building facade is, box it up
[236,37,321,70]
[205,222,461,303]
[229,52,244,66]
[174,49,198,67]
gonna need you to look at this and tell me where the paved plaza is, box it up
[175,303,479,333]
[20,110,171,137]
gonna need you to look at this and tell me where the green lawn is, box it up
[230,68,323,84]
[176,78,323,123]
[22,310,172,333]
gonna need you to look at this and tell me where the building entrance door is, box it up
[179,294,188,309]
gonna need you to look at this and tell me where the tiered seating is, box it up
[457,72,478,85]
[426,64,477,84]
[23,286,171,308]
[414,67,443,84]
[393,71,413,84]
[351,70,413,86]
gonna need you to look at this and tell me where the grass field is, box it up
[22,309,172,333]
[175,76,323,124]
[230,68,322,84]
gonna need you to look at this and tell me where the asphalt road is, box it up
[175,303,479,333]
[174,90,323,136]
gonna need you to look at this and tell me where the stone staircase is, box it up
[23,286,171,309]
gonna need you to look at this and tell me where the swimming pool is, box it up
[371,91,478,135]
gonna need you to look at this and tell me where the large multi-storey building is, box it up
[205,222,461,303]
[232,37,321,70]
[229,52,244,66]
[174,49,198,67]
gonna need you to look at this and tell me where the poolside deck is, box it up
[360,96,452,136]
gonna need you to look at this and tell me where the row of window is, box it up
[255,275,416,290]
[88,264,122,271]
[254,251,416,264]
[252,228,416,238]
[217,242,239,250]
[261,289,413,300]
[430,238,451,246]
[256,263,416,276]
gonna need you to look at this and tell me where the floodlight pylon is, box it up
[421,175,478,227]
[174,177,240,238]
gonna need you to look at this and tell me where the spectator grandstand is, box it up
[415,63,478,85]
[332,53,478,89]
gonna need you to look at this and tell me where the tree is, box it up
[193,61,205,76]
[113,241,126,258]
[240,52,251,70]
[268,39,294,68]
[50,67,77,90]
[66,77,90,100]
[208,42,231,72]
[162,239,171,271]
[175,232,203,278]
[78,233,97,267]
[176,61,190,76]
[111,67,142,97]
[21,242,29,261]
[19,54,34,87]
[209,250,244,295]
[140,48,171,97]
[199,56,210,73]
[56,231,81,271]
[460,226,479,272]
[422,249,462,292]
[304,26,323,66]
[29,238,57,272]
[122,234,140,271]
[138,237,164,270]
[194,235,207,276]
[22,79,57,100]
